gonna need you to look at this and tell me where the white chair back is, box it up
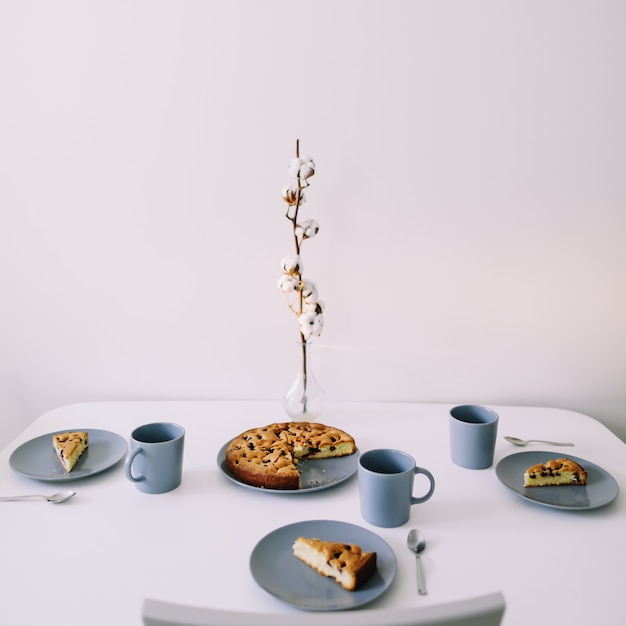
[142,591,505,626]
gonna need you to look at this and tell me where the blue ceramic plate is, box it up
[250,520,396,610]
[217,441,359,493]
[9,429,127,481]
[496,451,619,510]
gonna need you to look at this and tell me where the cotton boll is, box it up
[295,218,319,240]
[278,275,300,293]
[288,155,315,181]
[281,255,302,275]
[298,312,324,338]
[301,280,318,303]
[288,157,304,177]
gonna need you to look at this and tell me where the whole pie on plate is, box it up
[293,536,377,591]
[523,457,587,487]
[225,421,356,489]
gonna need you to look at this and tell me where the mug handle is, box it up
[124,446,145,483]
[410,467,435,505]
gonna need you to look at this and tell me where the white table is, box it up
[0,401,623,626]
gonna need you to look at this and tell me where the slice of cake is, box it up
[52,431,88,473]
[292,537,377,591]
[523,457,587,487]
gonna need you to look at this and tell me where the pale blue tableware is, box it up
[358,449,435,528]
[496,451,619,510]
[9,429,127,481]
[449,405,499,469]
[250,520,397,610]
[124,422,185,494]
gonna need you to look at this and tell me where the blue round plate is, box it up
[9,429,127,481]
[250,520,396,611]
[496,451,619,510]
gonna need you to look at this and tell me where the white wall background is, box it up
[1,0,625,447]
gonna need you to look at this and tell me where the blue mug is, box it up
[449,405,499,469]
[358,449,435,527]
[124,422,185,494]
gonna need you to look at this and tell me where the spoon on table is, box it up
[504,436,574,447]
[407,528,427,595]
[0,490,76,504]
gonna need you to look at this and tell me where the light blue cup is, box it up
[358,449,435,528]
[124,422,185,494]
[449,405,499,469]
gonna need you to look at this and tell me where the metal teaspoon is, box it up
[0,490,76,504]
[504,436,574,447]
[407,528,427,595]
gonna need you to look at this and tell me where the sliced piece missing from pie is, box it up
[52,431,89,473]
[523,457,587,487]
[292,536,377,591]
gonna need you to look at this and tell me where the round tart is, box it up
[225,421,356,489]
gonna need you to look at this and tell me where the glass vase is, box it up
[282,342,325,419]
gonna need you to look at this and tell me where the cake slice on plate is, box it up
[293,536,377,591]
[523,457,587,487]
[52,431,89,473]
